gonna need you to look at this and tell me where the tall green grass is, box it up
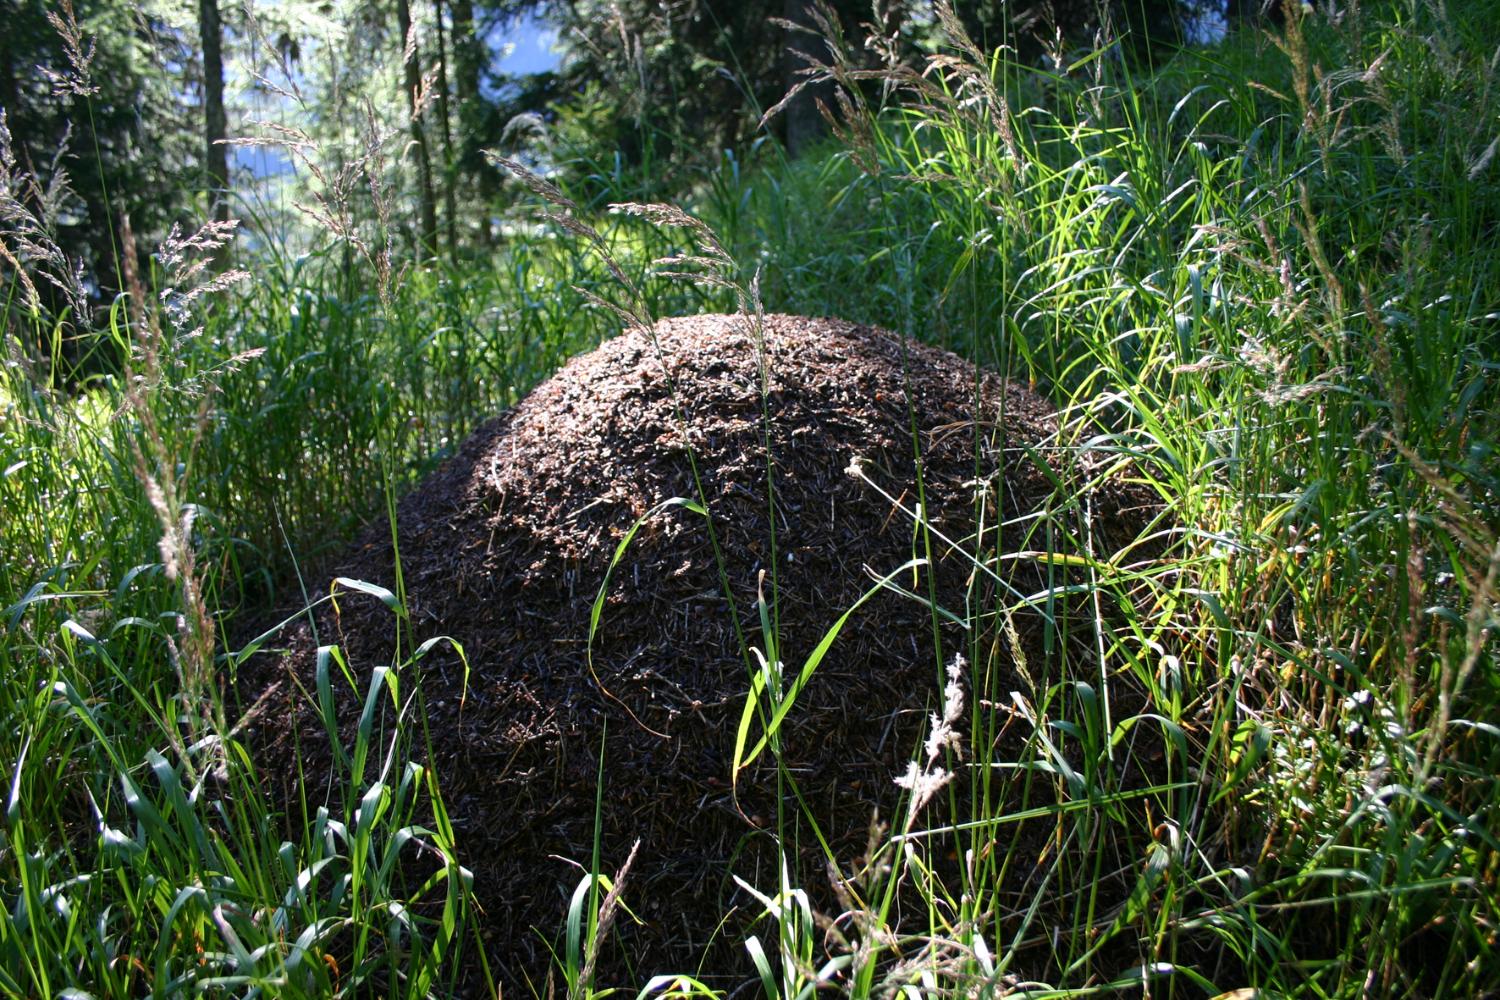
[1,173,724,995]
[702,2,1500,995]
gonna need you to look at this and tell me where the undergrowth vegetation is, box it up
[3,1,1498,997]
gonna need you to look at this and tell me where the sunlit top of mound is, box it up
[246,313,1144,988]
[468,311,1059,563]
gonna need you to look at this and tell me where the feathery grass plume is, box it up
[573,839,641,1000]
[489,155,654,325]
[402,18,442,125]
[116,213,259,775]
[41,0,98,97]
[231,66,410,303]
[609,201,745,299]
[761,1,886,177]
[0,111,90,332]
[117,215,225,769]
[894,654,966,824]
[157,220,250,339]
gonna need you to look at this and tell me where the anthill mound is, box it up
[244,313,1149,988]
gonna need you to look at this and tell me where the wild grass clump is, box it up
[0,36,724,995]
[0,181,482,995]
[693,1,1499,995]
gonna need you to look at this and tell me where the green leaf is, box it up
[331,576,405,618]
[733,559,924,785]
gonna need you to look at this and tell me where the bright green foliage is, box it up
[2,0,199,373]
[705,2,1500,994]
[0,155,725,996]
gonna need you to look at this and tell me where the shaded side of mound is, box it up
[242,314,1142,988]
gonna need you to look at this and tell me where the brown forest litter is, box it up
[241,313,1158,990]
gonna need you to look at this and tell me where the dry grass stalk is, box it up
[41,0,98,98]
[574,839,642,1000]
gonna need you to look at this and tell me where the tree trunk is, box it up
[432,0,460,259]
[199,0,231,228]
[397,0,440,259]
[448,0,493,245]
[780,0,831,158]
